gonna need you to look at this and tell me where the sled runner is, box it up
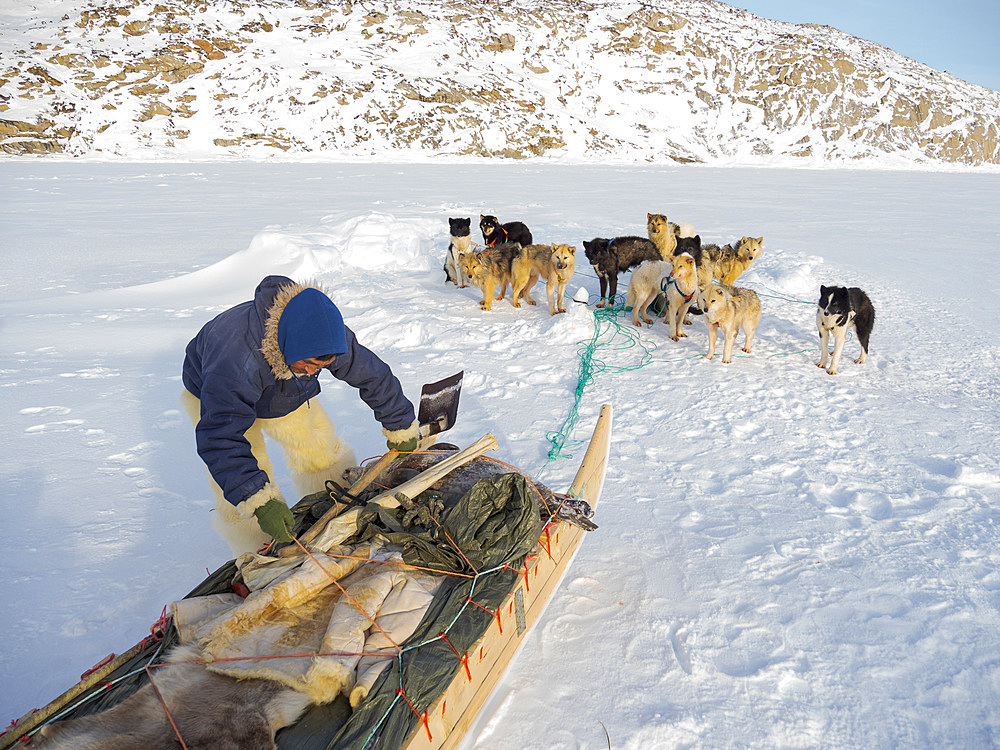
[401,403,612,749]
[2,404,611,750]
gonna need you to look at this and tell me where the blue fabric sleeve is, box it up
[195,370,270,506]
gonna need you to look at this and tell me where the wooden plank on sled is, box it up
[401,403,613,750]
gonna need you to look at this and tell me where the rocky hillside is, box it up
[2,0,998,167]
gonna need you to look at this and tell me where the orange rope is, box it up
[145,664,188,750]
[288,536,403,656]
[321,552,475,579]
[480,456,555,515]
[396,688,432,742]
[438,633,472,681]
[150,649,398,668]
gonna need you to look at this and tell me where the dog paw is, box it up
[596,301,606,309]
[826,369,838,375]
[722,358,732,364]
[815,362,826,369]
[527,300,537,306]
[742,347,751,354]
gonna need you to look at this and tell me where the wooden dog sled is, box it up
[2,404,612,750]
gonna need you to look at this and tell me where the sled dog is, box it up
[662,252,700,341]
[626,259,672,327]
[29,643,311,750]
[511,243,577,315]
[703,236,764,286]
[816,285,875,375]
[647,212,697,259]
[460,243,522,311]
[702,283,762,363]
[443,217,473,287]
[479,214,532,247]
[582,236,660,308]
[671,234,705,322]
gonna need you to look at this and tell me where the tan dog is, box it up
[626,259,672,327]
[460,242,521,311]
[512,243,577,315]
[663,252,699,341]
[701,283,762,363]
[647,212,697,260]
[704,236,763,285]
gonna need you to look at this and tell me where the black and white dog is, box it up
[816,285,875,375]
[443,217,472,287]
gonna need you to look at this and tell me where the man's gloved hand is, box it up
[253,498,295,542]
[386,435,418,453]
[384,419,420,453]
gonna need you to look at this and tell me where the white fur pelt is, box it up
[181,391,355,556]
[260,399,356,497]
[29,643,312,750]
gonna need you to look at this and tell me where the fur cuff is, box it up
[236,482,286,519]
[383,419,419,444]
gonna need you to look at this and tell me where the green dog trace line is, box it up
[540,302,652,475]
[541,283,829,475]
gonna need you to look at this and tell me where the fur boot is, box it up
[261,400,357,498]
[182,389,281,556]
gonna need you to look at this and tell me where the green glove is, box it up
[386,435,418,453]
[385,418,420,453]
[253,498,295,543]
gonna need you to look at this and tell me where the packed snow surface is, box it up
[2,163,1000,748]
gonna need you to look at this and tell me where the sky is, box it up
[2,163,999,747]
[735,0,1000,92]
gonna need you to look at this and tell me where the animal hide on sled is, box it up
[29,458,555,749]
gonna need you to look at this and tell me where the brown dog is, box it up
[512,243,577,315]
[460,243,522,311]
[647,213,697,260]
[702,283,762,363]
[663,252,699,341]
[704,236,764,286]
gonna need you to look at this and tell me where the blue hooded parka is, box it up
[182,275,415,507]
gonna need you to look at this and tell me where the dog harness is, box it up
[485,226,510,247]
[606,237,624,272]
[660,275,694,303]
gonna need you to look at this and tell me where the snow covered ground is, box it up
[2,162,1000,748]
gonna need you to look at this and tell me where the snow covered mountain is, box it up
[2,0,999,168]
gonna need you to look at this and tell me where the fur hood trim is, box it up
[236,482,286,519]
[383,419,420,444]
[260,279,328,380]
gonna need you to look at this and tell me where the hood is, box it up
[259,278,333,380]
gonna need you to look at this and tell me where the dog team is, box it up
[444,212,874,375]
[443,215,577,316]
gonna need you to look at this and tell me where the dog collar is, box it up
[660,275,694,302]
[486,226,509,247]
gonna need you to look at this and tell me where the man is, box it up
[181,275,419,556]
